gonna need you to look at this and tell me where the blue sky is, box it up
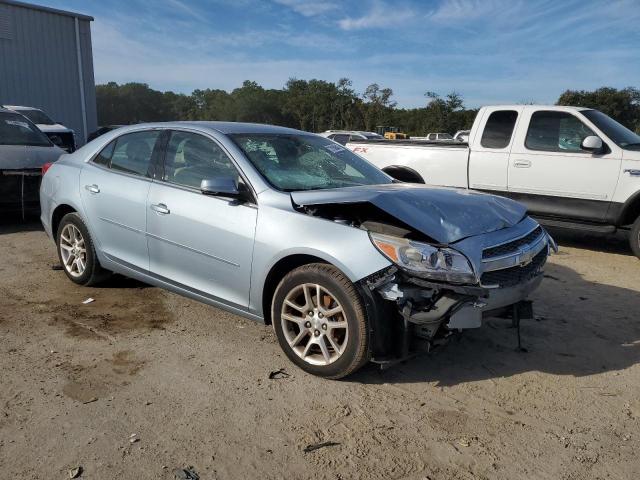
[41,0,640,108]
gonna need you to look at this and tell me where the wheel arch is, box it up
[617,190,640,226]
[51,203,78,237]
[261,254,330,325]
[381,165,425,183]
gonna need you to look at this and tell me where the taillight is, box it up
[42,162,53,176]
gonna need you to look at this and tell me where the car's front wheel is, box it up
[56,212,109,285]
[630,216,640,259]
[271,264,370,379]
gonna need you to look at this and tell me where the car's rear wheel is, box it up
[271,263,370,379]
[56,212,109,286]
[630,216,640,259]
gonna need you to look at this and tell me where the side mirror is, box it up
[581,135,603,153]
[200,177,240,198]
[49,135,63,146]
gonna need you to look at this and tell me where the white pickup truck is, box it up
[347,105,640,258]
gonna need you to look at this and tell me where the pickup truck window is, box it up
[582,109,640,150]
[480,110,518,149]
[526,111,594,153]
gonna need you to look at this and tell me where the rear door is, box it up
[469,107,522,193]
[146,129,257,309]
[80,129,162,270]
[507,109,621,221]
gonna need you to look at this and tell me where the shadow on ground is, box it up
[0,216,43,235]
[546,226,632,256]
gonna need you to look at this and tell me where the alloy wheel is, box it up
[280,283,349,366]
[59,224,87,278]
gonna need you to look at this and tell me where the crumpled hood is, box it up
[0,145,65,169]
[291,184,527,244]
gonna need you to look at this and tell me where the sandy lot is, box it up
[0,219,639,479]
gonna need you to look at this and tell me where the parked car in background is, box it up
[3,105,76,152]
[87,125,124,143]
[347,105,640,258]
[319,130,383,145]
[427,132,454,141]
[0,108,65,217]
[41,121,553,378]
[454,130,470,142]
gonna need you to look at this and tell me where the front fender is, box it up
[248,204,392,317]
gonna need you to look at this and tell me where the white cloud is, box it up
[338,1,415,30]
[426,0,525,22]
[272,0,337,17]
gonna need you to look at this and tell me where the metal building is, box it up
[0,0,96,144]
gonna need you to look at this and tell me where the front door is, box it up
[146,130,257,309]
[508,109,621,221]
[79,129,162,270]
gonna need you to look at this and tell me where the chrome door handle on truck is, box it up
[513,160,532,168]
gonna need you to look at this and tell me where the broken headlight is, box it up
[369,232,476,284]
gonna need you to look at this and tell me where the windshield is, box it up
[582,110,640,150]
[230,133,392,191]
[0,112,52,147]
[15,108,55,125]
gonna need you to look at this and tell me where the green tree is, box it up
[361,83,396,132]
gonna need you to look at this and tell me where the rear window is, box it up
[15,108,55,125]
[481,110,518,149]
[0,111,52,147]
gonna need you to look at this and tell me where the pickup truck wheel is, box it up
[271,264,370,379]
[56,213,109,286]
[630,217,640,259]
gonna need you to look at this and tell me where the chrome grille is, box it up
[480,249,547,288]
[482,226,543,260]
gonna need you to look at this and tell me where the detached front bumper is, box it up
[447,271,543,329]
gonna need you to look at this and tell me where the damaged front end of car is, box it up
[291,185,557,363]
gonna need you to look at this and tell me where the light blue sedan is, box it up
[40,122,553,378]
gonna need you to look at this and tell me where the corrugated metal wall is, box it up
[0,1,96,144]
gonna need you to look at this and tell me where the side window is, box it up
[349,134,364,142]
[164,131,239,189]
[110,130,160,176]
[332,134,349,145]
[93,140,115,167]
[481,110,518,149]
[526,111,595,152]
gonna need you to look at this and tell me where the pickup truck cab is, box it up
[347,105,640,258]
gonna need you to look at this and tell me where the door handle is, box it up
[84,184,100,194]
[150,203,170,215]
[513,160,532,168]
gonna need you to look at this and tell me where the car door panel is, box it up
[147,130,257,310]
[508,110,621,222]
[469,108,522,193]
[147,184,257,308]
[79,130,162,270]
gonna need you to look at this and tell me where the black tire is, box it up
[630,217,640,259]
[56,212,109,286]
[271,263,370,379]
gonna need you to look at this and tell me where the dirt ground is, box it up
[0,218,639,480]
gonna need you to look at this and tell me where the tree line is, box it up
[96,80,640,135]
